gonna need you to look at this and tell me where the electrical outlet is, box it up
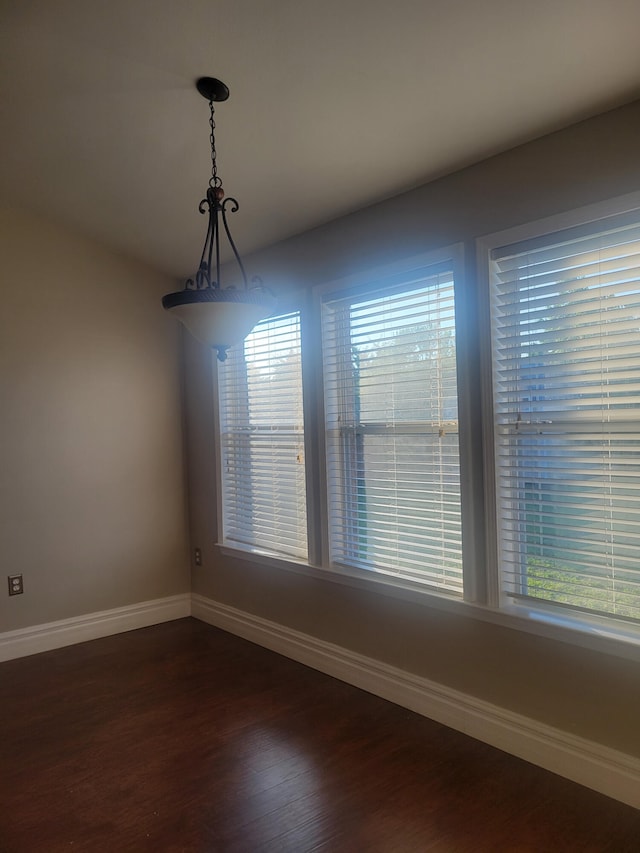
[8,574,24,596]
[194,548,202,567]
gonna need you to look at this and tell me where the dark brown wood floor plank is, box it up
[1,617,638,852]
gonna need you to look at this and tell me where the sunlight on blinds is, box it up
[218,312,307,560]
[322,267,462,593]
[491,219,640,621]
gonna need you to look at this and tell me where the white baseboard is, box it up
[0,594,191,662]
[191,593,640,810]
[3,592,638,808]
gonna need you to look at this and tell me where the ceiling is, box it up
[1,0,639,280]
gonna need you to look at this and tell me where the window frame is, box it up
[213,298,310,566]
[477,190,640,645]
[312,246,472,598]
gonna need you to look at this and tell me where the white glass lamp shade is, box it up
[163,287,276,360]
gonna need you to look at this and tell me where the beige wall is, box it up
[187,101,640,756]
[0,208,190,632]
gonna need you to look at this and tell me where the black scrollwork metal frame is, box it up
[185,188,248,292]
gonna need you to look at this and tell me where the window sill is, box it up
[216,543,640,663]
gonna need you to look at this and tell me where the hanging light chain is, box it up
[208,100,222,189]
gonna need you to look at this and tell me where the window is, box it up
[217,311,307,561]
[489,211,640,626]
[320,263,462,593]
[213,196,640,652]
[216,252,464,594]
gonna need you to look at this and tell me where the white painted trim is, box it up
[476,190,640,252]
[192,593,640,809]
[0,594,191,662]
[3,592,638,808]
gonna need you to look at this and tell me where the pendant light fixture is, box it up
[162,77,276,361]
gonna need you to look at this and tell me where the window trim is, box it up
[312,245,472,595]
[476,189,640,638]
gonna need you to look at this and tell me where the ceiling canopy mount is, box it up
[195,77,230,103]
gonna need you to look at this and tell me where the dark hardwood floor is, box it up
[0,618,638,852]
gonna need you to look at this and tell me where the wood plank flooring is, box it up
[1,618,638,852]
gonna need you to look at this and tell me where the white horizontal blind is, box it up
[218,312,307,560]
[491,217,640,622]
[321,266,462,593]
